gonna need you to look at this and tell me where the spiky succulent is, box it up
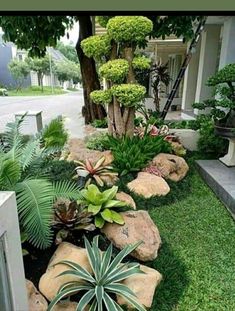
[48,236,147,311]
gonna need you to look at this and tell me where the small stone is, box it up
[115,192,136,209]
[151,153,189,182]
[39,242,92,302]
[117,265,162,309]
[101,210,161,261]
[127,172,170,198]
[26,279,48,311]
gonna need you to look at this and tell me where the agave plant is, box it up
[48,236,147,311]
[78,184,126,229]
[75,156,118,187]
[0,116,80,249]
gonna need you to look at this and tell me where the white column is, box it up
[194,25,221,112]
[181,39,201,111]
[219,17,235,68]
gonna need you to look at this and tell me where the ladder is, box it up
[160,16,207,120]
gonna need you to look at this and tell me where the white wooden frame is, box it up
[0,192,28,311]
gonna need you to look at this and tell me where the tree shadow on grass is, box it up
[149,240,189,311]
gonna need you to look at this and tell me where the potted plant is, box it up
[193,63,235,165]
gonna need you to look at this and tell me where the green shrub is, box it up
[91,118,108,128]
[197,115,228,156]
[24,159,77,182]
[132,55,151,71]
[103,135,172,175]
[48,236,146,311]
[85,133,110,151]
[99,59,129,83]
[111,84,146,107]
[90,90,112,105]
[81,34,111,59]
[107,16,153,44]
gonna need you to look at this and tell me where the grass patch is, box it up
[118,155,235,310]
[8,86,66,96]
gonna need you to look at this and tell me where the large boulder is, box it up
[127,172,170,198]
[117,265,162,309]
[115,191,136,210]
[151,153,189,182]
[26,279,48,311]
[39,242,92,302]
[67,138,113,165]
[101,210,161,261]
[53,301,89,311]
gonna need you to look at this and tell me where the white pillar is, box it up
[219,17,235,68]
[194,25,221,114]
[181,39,201,111]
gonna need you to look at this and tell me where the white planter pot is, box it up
[169,128,200,151]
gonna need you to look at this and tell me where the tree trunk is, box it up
[76,16,106,124]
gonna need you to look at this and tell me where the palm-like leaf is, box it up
[19,139,41,170]
[41,117,68,149]
[15,179,54,249]
[0,155,21,190]
[53,180,81,201]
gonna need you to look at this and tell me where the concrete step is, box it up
[196,159,235,219]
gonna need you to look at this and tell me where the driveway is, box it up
[0,91,85,138]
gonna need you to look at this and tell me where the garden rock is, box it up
[67,138,113,165]
[26,279,48,311]
[101,210,161,261]
[117,264,162,309]
[151,153,189,182]
[127,172,170,198]
[115,191,136,209]
[39,242,92,302]
[53,301,89,311]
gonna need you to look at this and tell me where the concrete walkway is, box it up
[0,91,85,138]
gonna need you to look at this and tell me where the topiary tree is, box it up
[193,63,235,128]
[81,16,153,137]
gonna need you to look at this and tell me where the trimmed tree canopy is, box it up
[90,90,112,105]
[106,16,153,44]
[81,34,111,59]
[207,64,235,86]
[99,59,129,83]
[132,55,151,71]
[111,84,146,107]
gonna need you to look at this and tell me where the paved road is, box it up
[0,91,85,138]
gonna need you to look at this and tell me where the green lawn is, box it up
[119,155,235,311]
[8,86,66,96]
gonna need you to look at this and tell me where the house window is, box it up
[18,54,23,61]
[168,54,183,97]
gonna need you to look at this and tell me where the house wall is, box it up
[0,45,31,88]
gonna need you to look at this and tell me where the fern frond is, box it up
[41,117,68,149]
[0,155,21,190]
[19,139,41,171]
[15,179,54,249]
[53,180,81,201]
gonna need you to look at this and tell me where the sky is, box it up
[60,22,79,46]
